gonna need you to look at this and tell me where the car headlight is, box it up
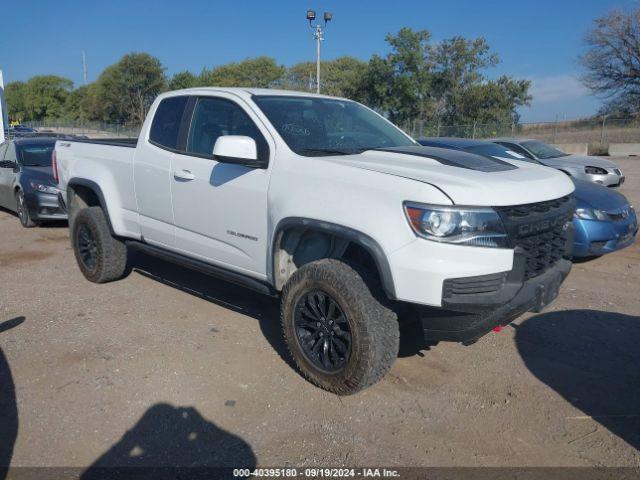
[404,202,509,248]
[29,180,60,195]
[574,207,608,221]
[585,166,608,175]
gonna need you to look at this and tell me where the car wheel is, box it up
[281,258,399,395]
[15,191,36,228]
[72,206,129,283]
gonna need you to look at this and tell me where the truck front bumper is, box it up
[416,255,572,344]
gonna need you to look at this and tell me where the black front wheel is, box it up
[281,259,399,395]
[16,191,36,228]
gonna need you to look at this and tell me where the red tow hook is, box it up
[492,326,503,333]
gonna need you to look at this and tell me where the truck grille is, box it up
[496,195,575,280]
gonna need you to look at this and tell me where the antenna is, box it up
[82,51,88,85]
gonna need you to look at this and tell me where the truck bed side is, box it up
[55,139,141,239]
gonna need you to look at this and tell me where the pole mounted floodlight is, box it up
[307,10,332,94]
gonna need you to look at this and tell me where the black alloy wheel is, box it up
[294,290,352,373]
[76,224,98,272]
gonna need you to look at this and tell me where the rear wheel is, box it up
[281,259,399,395]
[72,207,129,283]
[16,191,36,228]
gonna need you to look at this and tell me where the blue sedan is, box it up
[415,137,638,258]
[572,179,637,257]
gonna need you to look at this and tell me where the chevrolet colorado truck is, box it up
[54,88,576,394]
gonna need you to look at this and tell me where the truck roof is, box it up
[161,87,350,102]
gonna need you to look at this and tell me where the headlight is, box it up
[404,202,508,248]
[29,180,60,195]
[574,207,608,221]
[585,166,608,175]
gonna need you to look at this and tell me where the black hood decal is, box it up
[375,146,518,172]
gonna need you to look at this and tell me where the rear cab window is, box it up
[149,96,189,150]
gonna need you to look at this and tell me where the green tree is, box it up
[359,28,530,128]
[4,81,28,121]
[198,57,285,88]
[284,57,368,98]
[93,53,166,123]
[19,76,73,120]
[64,85,95,121]
[359,28,435,125]
[168,70,198,90]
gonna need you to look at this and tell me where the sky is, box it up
[0,0,635,122]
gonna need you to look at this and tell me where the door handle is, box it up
[174,169,195,181]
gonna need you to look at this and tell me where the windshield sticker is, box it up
[282,124,310,136]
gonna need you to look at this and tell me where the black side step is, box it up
[126,241,278,297]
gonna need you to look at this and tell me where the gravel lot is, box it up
[1,157,639,470]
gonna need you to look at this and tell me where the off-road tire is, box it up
[16,191,37,228]
[72,206,128,283]
[281,259,399,395]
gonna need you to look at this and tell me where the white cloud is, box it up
[528,74,590,103]
[518,74,601,122]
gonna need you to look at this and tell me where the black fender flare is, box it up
[271,217,396,299]
[66,178,114,233]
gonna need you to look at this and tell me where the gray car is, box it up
[491,138,624,187]
[0,137,67,227]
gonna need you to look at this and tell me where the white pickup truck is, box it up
[55,88,576,394]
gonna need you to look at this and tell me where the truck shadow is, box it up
[0,316,24,480]
[130,251,293,368]
[129,252,430,371]
[515,309,640,451]
[81,403,256,479]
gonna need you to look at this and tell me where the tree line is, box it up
[6,27,532,127]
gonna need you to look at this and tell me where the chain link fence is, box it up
[23,119,141,139]
[403,116,640,146]
[16,116,640,148]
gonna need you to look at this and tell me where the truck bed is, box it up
[61,137,138,148]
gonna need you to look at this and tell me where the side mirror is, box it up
[212,136,265,169]
[0,160,18,169]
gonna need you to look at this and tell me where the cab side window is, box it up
[186,97,268,162]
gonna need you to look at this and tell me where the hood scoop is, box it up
[377,146,518,173]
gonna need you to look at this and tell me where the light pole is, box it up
[306,10,332,94]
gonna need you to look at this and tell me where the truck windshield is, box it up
[252,95,417,156]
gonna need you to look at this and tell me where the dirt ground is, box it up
[1,157,639,471]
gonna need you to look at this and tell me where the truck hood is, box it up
[322,146,574,206]
[541,155,618,170]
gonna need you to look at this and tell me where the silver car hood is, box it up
[541,155,618,169]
